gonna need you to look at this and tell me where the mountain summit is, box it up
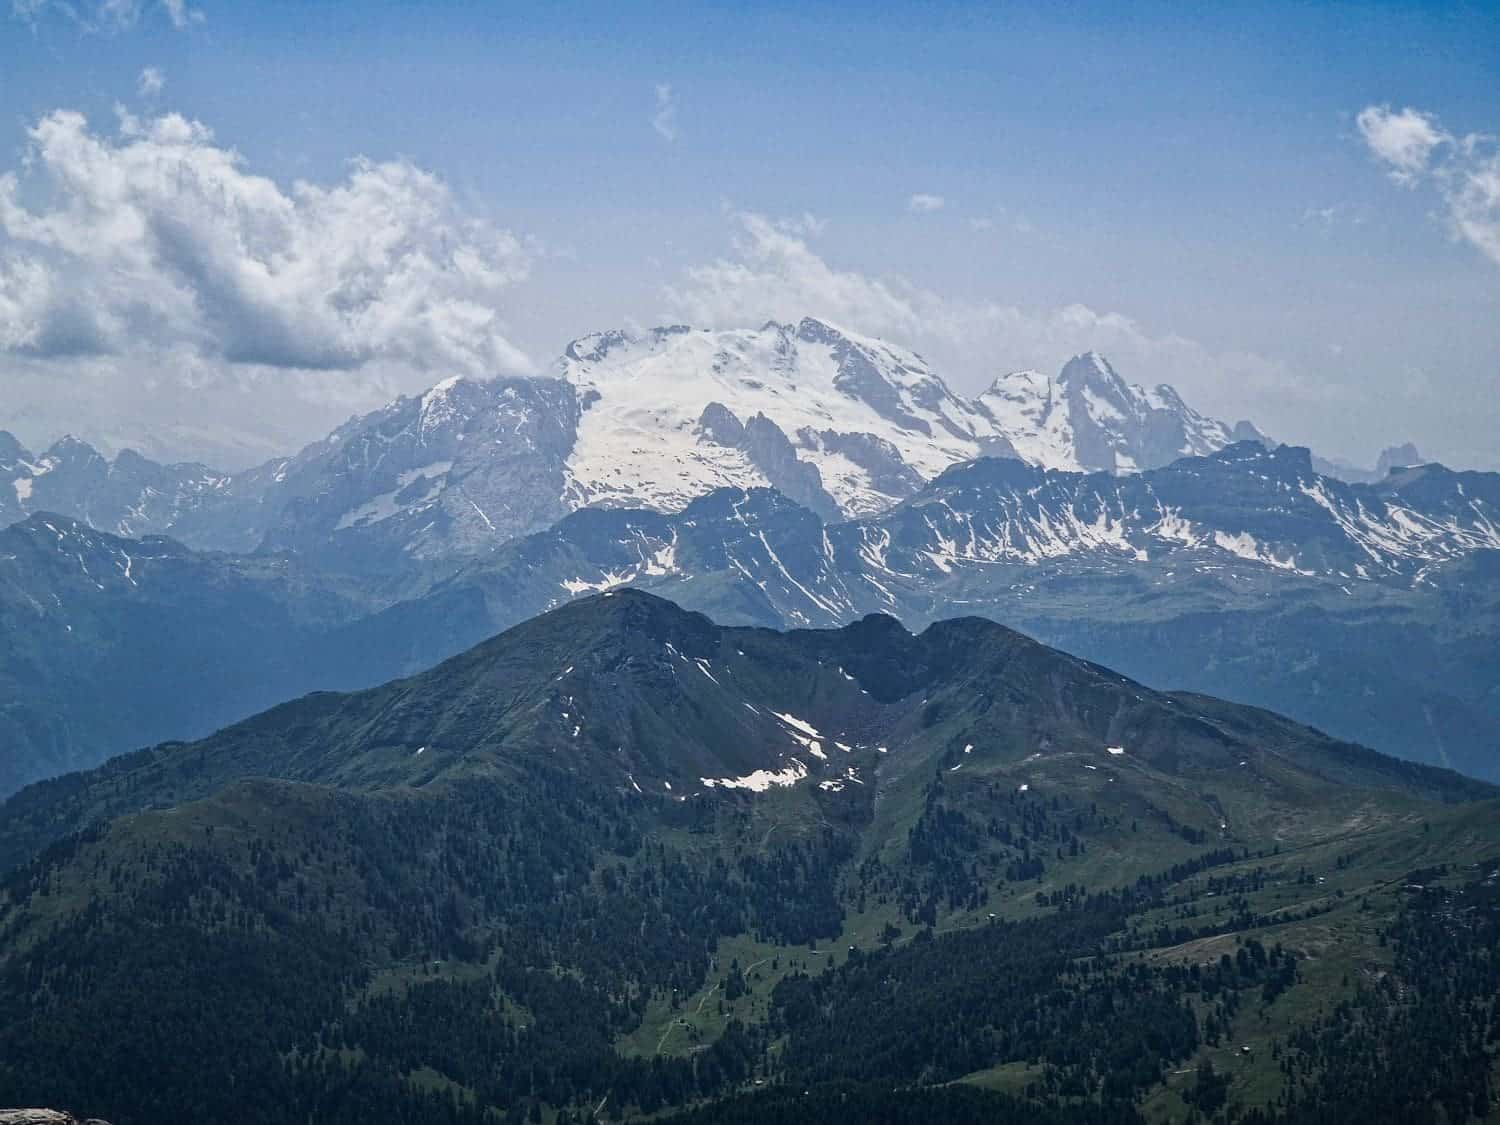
[1,322,1266,566]
[976,351,1266,474]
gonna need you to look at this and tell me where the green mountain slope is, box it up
[1,592,1496,1125]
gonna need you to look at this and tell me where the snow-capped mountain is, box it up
[0,319,1350,567]
[0,430,269,548]
[556,321,1275,516]
[554,319,1020,520]
[410,442,1500,638]
[975,352,1268,474]
[238,319,1272,564]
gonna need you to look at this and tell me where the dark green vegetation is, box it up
[2,592,1499,1123]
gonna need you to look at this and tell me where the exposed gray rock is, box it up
[1377,442,1423,477]
[695,403,839,521]
[804,428,927,500]
[258,374,580,571]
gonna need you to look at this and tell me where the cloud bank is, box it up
[0,105,535,464]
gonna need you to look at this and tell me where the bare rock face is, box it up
[0,1112,112,1125]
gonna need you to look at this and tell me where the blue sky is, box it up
[1,0,1496,468]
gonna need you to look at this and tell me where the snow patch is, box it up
[771,711,820,737]
[702,758,809,792]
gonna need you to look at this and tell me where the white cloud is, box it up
[0,107,534,373]
[1357,103,1500,266]
[908,193,945,213]
[1356,105,1449,185]
[0,105,536,464]
[662,209,1319,423]
[159,0,200,27]
[968,217,995,231]
[12,0,202,30]
[652,83,678,143]
[1446,142,1500,265]
[137,66,164,96]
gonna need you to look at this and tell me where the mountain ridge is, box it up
[4,440,1497,795]
[1,320,1295,567]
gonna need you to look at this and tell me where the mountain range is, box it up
[3,319,1292,569]
[0,310,1495,1119]
[1,591,1496,1124]
[5,437,1496,796]
[335,441,1500,775]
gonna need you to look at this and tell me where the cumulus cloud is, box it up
[1357,103,1500,266]
[662,209,1316,425]
[0,105,536,464]
[0,107,534,373]
[652,84,678,142]
[137,66,164,96]
[908,193,945,213]
[1357,106,1449,184]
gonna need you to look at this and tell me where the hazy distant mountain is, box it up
[0,431,277,552]
[1313,441,1426,484]
[0,513,383,796]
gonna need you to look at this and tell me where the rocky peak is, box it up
[0,430,29,462]
[42,434,103,462]
[1376,442,1423,477]
[1056,351,1123,390]
[0,1110,112,1125]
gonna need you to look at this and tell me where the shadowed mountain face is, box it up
[0,592,1494,1125]
[0,514,395,796]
